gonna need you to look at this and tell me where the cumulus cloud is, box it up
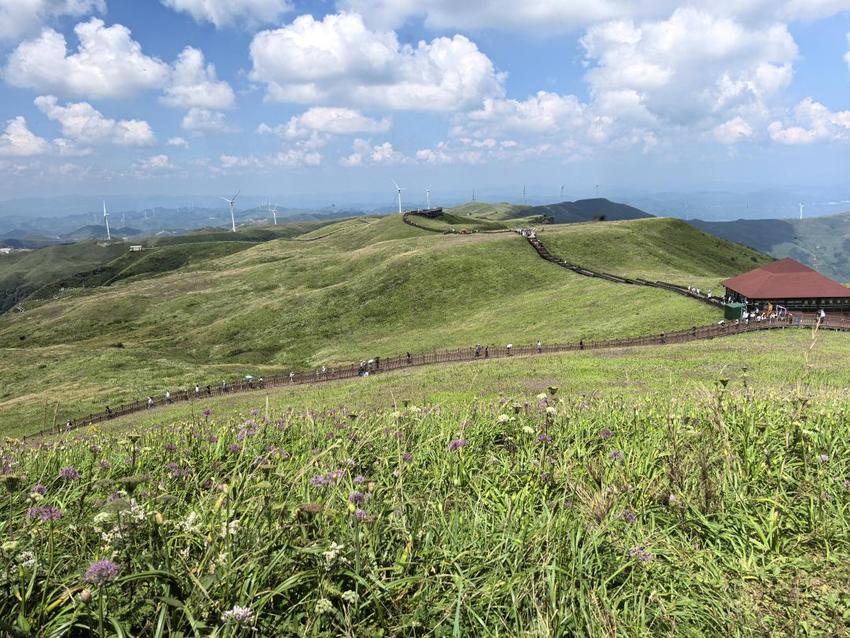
[0,116,50,156]
[166,136,189,148]
[136,154,174,171]
[35,95,157,146]
[220,148,321,169]
[768,98,850,144]
[249,12,504,111]
[160,0,292,28]
[181,107,235,134]
[0,0,105,42]
[5,19,169,99]
[580,8,797,129]
[162,47,235,110]
[713,116,754,144]
[338,0,850,32]
[340,138,408,166]
[259,107,391,140]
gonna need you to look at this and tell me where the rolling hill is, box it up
[0,214,768,434]
[689,212,850,282]
[520,198,654,224]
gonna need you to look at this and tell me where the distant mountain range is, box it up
[689,212,850,282]
[524,198,654,224]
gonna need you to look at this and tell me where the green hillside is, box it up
[0,214,749,434]
[538,217,770,291]
[448,201,532,220]
[0,241,128,313]
[690,212,850,282]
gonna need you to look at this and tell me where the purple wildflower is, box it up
[98,459,112,470]
[58,467,81,481]
[311,475,329,487]
[598,428,614,440]
[250,408,259,416]
[629,546,653,562]
[237,427,257,441]
[84,559,121,586]
[448,439,467,451]
[202,408,212,418]
[402,452,413,463]
[348,491,366,505]
[27,505,63,521]
[354,509,370,522]
[537,433,553,445]
[843,478,850,492]
[221,605,255,628]
[207,434,219,444]
[609,450,624,462]
[31,484,47,495]
[164,443,177,453]
[89,445,102,455]
[353,475,366,484]
[227,443,241,454]
[620,509,637,524]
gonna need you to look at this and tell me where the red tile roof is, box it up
[723,258,850,300]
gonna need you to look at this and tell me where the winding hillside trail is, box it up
[403,211,719,306]
[33,316,850,439]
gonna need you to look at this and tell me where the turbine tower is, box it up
[560,184,565,200]
[103,200,111,241]
[426,186,432,209]
[472,188,476,202]
[522,185,527,204]
[219,190,240,233]
[393,180,404,214]
[799,203,805,221]
[271,204,278,225]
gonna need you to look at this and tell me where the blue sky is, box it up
[0,0,849,207]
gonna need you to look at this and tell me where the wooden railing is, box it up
[31,316,847,439]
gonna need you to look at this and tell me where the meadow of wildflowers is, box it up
[1,385,849,636]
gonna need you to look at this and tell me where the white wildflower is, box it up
[315,598,334,614]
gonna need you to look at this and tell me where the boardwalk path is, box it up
[32,214,849,436]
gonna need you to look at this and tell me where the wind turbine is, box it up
[103,201,111,241]
[219,190,240,233]
[799,203,805,221]
[271,204,278,225]
[560,184,565,200]
[393,180,404,214]
[426,186,432,209]
[522,185,527,204]
[472,188,476,202]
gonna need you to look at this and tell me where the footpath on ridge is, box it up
[402,211,719,307]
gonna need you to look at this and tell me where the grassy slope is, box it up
[448,201,531,220]
[0,215,726,434]
[0,242,129,312]
[100,328,850,437]
[539,217,771,291]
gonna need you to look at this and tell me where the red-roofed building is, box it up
[723,258,850,311]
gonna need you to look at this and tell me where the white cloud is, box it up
[5,18,169,99]
[162,47,235,110]
[136,154,174,171]
[35,95,157,146]
[580,9,797,129]
[259,107,391,140]
[220,148,321,169]
[160,0,292,28]
[338,1,850,32]
[249,12,504,111]
[166,136,189,148]
[0,116,50,156]
[768,98,850,144]
[0,0,105,42]
[340,138,408,166]
[181,107,235,134]
[713,116,754,144]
